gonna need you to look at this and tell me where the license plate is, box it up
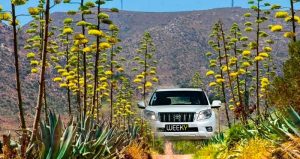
[165,124,189,132]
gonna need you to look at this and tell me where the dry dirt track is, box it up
[152,141,192,159]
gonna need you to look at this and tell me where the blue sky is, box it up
[0,0,295,25]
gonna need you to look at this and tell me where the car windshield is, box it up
[149,91,208,106]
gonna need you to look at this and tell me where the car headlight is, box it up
[144,110,156,120]
[197,109,212,120]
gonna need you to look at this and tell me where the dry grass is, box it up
[237,137,273,159]
[124,141,151,159]
[272,136,300,159]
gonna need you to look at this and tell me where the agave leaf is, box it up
[52,115,63,158]
[57,125,75,159]
[286,107,300,127]
[40,122,50,159]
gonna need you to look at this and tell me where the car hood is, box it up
[145,105,210,113]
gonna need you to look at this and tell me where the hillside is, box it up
[0,7,289,114]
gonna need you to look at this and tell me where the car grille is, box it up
[158,112,195,122]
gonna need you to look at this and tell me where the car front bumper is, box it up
[152,118,216,139]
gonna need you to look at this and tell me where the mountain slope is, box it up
[0,7,289,114]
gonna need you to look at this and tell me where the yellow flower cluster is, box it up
[242,50,251,56]
[53,77,62,82]
[259,52,269,58]
[254,56,264,61]
[27,52,35,59]
[242,61,250,67]
[28,7,39,15]
[229,72,238,78]
[275,11,289,18]
[216,78,225,83]
[134,78,142,83]
[105,70,113,76]
[285,16,300,23]
[263,47,272,52]
[238,69,246,75]
[88,29,104,37]
[152,77,159,82]
[145,82,152,88]
[83,47,92,53]
[222,66,229,72]
[270,25,283,32]
[284,32,296,38]
[63,27,73,35]
[206,70,215,76]
[209,82,217,87]
[100,42,111,49]
[0,12,12,21]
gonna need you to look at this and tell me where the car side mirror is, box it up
[211,100,222,109]
[137,101,146,109]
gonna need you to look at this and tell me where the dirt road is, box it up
[152,141,192,159]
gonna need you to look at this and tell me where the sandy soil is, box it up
[152,141,192,159]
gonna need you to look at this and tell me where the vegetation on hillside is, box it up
[0,0,157,158]
[1,0,300,158]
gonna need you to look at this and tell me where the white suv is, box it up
[138,88,221,139]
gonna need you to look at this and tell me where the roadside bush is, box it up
[173,140,203,154]
[268,41,300,112]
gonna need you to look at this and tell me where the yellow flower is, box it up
[229,105,234,110]
[83,47,92,53]
[60,83,68,88]
[284,32,296,38]
[271,25,283,32]
[30,60,39,65]
[222,66,229,72]
[261,77,269,86]
[242,61,250,67]
[244,27,253,32]
[105,70,113,76]
[53,77,62,82]
[137,74,144,79]
[150,70,156,75]
[63,27,73,34]
[285,16,300,22]
[259,52,269,58]
[117,67,124,72]
[216,78,225,83]
[0,12,12,21]
[31,68,38,73]
[152,77,159,82]
[229,72,238,78]
[209,82,217,87]
[103,92,109,96]
[254,56,264,61]
[206,70,215,76]
[27,52,35,58]
[74,33,85,40]
[263,47,272,52]
[134,78,142,83]
[238,69,246,75]
[71,46,79,52]
[88,29,104,37]
[66,76,74,80]
[275,11,289,18]
[28,7,40,15]
[242,50,251,56]
[99,77,107,81]
[215,74,221,79]
[100,42,111,49]
[145,82,152,88]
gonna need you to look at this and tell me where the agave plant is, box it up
[27,111,75,159]
[72,116,129,158]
